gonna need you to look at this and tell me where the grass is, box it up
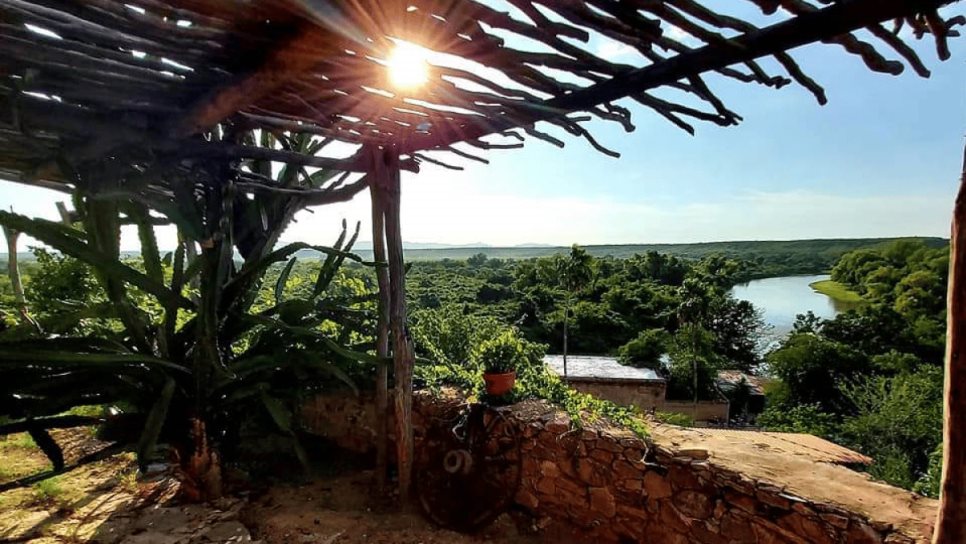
[0,432,44,482]
[31,477,66,506]
[810,279,865,303]
[4,433,38,449]
[654,411,695,427]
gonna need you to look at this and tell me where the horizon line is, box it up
[0,234,949,256]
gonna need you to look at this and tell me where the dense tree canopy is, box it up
[403,248,765,400]
[3,236,948,497]
[762,239,948,495]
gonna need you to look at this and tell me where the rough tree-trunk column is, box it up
[933,145,966,544]
[369,154,391,492]
[3,225,27,321]
[562,298,569,378]
[370,145,415,504]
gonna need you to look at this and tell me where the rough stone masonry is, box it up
[301,392,936,543]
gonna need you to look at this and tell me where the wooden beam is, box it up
[167,23,340,138]
[400,0,948,154]
[184,142,367,171]
[933,141,966,544]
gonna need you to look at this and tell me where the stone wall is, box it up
[513,411,927,544]
[301,392,934,544]
[565,379,665,413]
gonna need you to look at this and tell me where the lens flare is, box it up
[387,43,429,90]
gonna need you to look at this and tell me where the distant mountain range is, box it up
[351,242,555,250]
[2,237,947,263]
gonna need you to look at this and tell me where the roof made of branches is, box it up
[0,0,962,192]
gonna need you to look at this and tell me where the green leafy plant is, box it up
[476,330,528,374]
[914,444,943,498]
[0,131,381,498]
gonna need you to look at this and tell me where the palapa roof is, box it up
[0,0,961,200]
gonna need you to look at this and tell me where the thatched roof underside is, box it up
[0,0,962,199]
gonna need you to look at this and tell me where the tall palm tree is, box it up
[559,245,593,377]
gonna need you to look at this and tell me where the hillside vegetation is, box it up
[378,237,946,265]
[0,236,950,497]
[761,239,948,495]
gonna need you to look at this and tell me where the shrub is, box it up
[914,444,942,498]
[757,403,838,437]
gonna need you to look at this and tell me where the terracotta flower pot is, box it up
[483,370,516,396]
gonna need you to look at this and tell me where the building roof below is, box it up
[716,370,768,396]
[543,355,664,383]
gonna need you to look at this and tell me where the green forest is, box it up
[760,239,948,495]
[0,236,949,496]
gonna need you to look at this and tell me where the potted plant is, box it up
[477,331,526,396]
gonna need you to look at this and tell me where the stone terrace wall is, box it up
[301,392,933,544]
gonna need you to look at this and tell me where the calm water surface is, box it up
[730,274,861,340]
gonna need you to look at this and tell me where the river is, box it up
[730,274,861,343]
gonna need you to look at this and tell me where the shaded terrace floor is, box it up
[0,430,538,544]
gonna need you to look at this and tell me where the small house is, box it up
[544,355,666,413]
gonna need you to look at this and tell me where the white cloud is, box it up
[665,25,691,42]
[596,39,635,60]
[663,24,703,47]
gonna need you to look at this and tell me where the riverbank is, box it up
[809,279,864,303]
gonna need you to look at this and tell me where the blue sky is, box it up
[2,4,964,249]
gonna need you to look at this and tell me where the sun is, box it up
[386,43,429,90]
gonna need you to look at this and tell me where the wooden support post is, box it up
[369,144,415,504]
[2,206,38,330]
[2,224,27,322]
[933,143,966,544]
[369,159,391,492]
[562,296,569,378]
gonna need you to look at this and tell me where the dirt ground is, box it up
[242,470,538,544]
[0,435,144,543]
[0,430,538,544]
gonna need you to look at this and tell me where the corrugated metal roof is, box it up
[716,370,768,396]
[695,427,873,466]
[544,355,664,382]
